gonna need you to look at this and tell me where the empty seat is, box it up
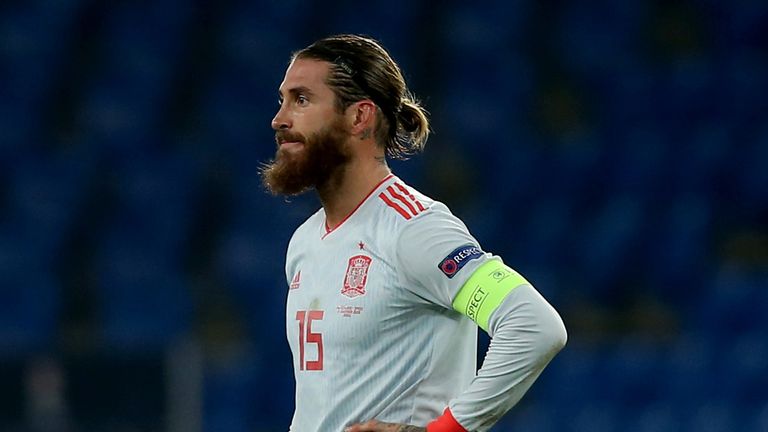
[0,233,60,357]
[574,195,646,291]
[95,233,193,351]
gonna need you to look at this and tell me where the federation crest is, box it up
[342,255,372,298]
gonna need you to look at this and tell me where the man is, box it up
[261,34,566,432]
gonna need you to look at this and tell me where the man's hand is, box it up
[345,419,426,432]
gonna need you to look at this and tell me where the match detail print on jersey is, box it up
[451,260,530,332]
[378,182,427,220]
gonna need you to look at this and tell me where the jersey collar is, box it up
[321,173,395,239]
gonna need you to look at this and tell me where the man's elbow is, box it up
[537,309,567,359]
[551,315,568,352]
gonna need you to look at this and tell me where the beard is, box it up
[260,116,352,196]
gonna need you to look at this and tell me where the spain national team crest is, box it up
[342,255,372,298]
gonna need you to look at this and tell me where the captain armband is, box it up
[451,260,530,332]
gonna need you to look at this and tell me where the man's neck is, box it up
[318,158,391,230]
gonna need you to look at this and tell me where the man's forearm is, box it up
[449,284,567,431]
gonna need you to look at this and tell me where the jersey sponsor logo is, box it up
[438,244,484,278]
[342,255,372,298]
[290,270,301,290]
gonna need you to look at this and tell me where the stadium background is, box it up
[2,0,767,431]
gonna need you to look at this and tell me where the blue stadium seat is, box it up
[106,151,200,255]
[204,350,260,432]
[720,48,768,119]
[722,332,768,406]
[539,342,602,408]
[0,9,53,152]
[91,152,198,351]
[77,81,162,157]
[496,402,558,432]
[557,0,646,78]
[661,333,717,410]
[736,126,768,210]
[685,401,737,432]
[439,1,531,53]
[217,1,304,73]
[694,269,767,336]
[0,231,60,357]
[214,223,290,342]
[199,75,275,170]
[437,51,534,134]
[548,134,604,197]
[749,404,768,432]
[574,195,645,290]
[599,61,656,129]
[323,0,428,69]
[203,341,294,432]
[95,235,193,351]
[103,14,184,90]
[645,193,712,299]
[76,2,191,157]
[625,403,682,432]
[665,56,719,123]
[231,171,318,236]
[723,0,768,42]
[0,0,81,156]
[675,123,733,196]
[605,125,671,198]
[6,151,92,261]
[516,197,576,270]
[600,338,664,406]
[570,401,621,432]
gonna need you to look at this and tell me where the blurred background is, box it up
[1,0,767,431]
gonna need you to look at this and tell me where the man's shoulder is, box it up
[288,208,324,244]
[372,177,452,225]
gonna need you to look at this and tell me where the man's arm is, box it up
[446,265,567,431]
[349,259,566,432]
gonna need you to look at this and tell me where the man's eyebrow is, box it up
[279,86,315,98]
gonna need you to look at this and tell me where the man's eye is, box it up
[297,95,309,105]
[277,98,284,106]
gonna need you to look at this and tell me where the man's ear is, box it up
[347,100,377,139]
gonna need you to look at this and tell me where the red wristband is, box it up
[426,408,467,432]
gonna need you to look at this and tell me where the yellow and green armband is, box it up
[451,260,530,332]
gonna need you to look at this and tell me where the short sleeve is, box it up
[395,204,497,310]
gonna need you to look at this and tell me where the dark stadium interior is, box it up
[1,0,767,431]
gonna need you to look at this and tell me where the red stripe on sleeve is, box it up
[378,192,412,220]
[386,186,418,216]
[394,182,426,212]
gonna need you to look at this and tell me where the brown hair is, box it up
[292,34,430,160]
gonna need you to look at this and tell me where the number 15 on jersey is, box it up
[296,310,324,371]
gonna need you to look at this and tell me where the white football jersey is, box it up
[284,174,497,432]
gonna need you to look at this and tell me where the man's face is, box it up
[262,58,352,195]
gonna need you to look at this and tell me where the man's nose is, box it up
[272,107,291,130]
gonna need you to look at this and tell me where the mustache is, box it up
[275,130,306,145]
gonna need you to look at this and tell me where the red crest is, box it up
[342,255,372,298]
